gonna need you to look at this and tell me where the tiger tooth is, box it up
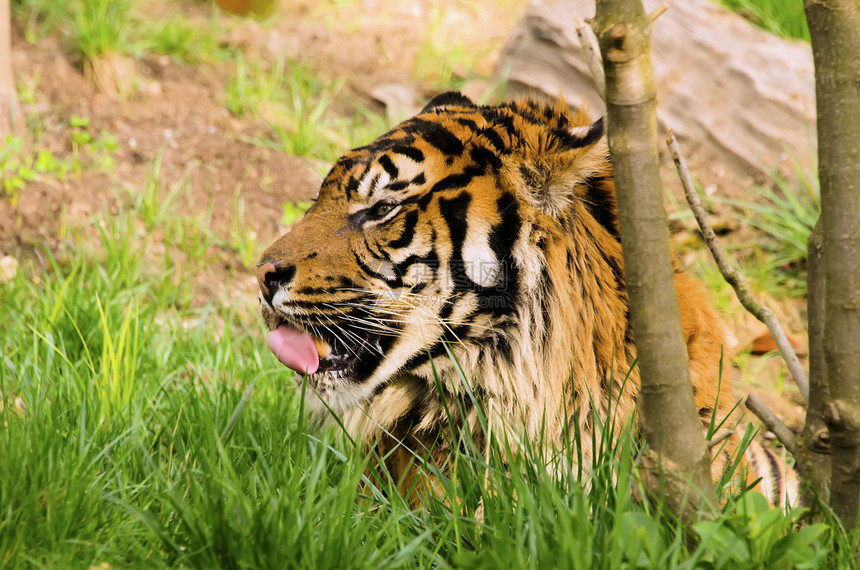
[313,337,332,359]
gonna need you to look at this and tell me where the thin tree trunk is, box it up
[804,0,860,529]
[797,220,831,505]
[593,0,715,521]
[0,0,25,141]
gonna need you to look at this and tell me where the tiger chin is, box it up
[256,91,798,508]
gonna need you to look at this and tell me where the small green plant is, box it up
[165,204,220,263]
[693,492,828,567]
[0,136,73,205]
[68,114,119,172]
[0,136,36,202]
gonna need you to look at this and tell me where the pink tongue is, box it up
[267,324,320,375]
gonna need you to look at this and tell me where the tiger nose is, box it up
[256,262,297,306]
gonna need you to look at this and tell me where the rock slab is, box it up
[496,0,816,191]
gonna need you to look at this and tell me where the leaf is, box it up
[70,115,91,128]
[34,150,59,173]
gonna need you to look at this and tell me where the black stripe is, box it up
[344,175,360,199]
[439,191,472,257]
[559,117,604,148]
[353,162,373,195]
[366,173,381,195]
[414,121,465,156]
[470,146,502,171]
[385,180,410,192]
[592,245,625,294]
[354,332,400,382]
[495,334,513,363]
[295,286,345,296]
[439,299,454,320]
[352,251,403,288]
[763,446,783,505]
[377,154,399,179]
[455,117,480,130]
[363,232,384,258]
[393,254,438,283]
[421,91,476,113]
[387,209,419,249]
[539,270,553,344]
[429,166,484,196]
[392,145,424,163]
[485,193,521,317]
[480,127,507,153]
[488,193,520,262]
[582,175,620,240]
[403,326,471,372]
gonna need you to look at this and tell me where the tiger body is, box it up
[256,92,797,507]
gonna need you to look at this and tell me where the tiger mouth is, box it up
[315,328,383,374]
[268,318,383,376]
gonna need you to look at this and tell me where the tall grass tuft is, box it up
[716,162,819,295]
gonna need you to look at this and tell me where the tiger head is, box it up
[255,93,796,507]
[256,92,624,424]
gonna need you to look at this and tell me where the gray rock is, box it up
[496,0,816,191]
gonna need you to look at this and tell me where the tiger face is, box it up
[256,92,609,420]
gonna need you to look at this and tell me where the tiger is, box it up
[256,91,798,508]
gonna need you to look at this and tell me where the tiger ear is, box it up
[558,116,604,149]
[420,91,477,114]
[514,117,608,217]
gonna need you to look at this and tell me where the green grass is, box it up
[1,198,856,567]
[226,55,395,163]
[139,14,228,64]
[69,0,135,60]
[412,4,488,89]
[14,0,228,64]
[14,0,136,59]
[715,162,819,296]
[717,0,810,41]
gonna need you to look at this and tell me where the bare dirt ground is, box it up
[0,0,805,430]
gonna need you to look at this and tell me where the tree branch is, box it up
[572,11,605,99]
[706,428,736,450]
[745,392,797,456]
[665,127,810,401]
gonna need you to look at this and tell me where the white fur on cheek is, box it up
[462,220,500,287]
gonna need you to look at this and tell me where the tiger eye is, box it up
[374,203,394,217]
